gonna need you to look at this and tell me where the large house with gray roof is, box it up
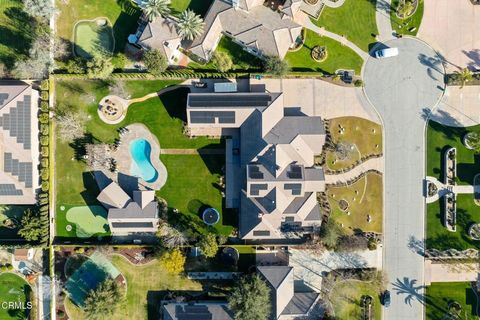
[186,84,326,240]
[0,81,39,204]
[130,0,324,63]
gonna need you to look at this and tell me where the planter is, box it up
[468,223,480,240]
[395,0,419,19]
[463,132,480,150]
[338,199,349,212]
[311,46,328,63]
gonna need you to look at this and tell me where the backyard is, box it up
[426,121,480,186]
[426,194,480,251]
[426,282,478,320]
[64,254,202,320]
[329,279,382,320]
[312,0,378,52]
[0,205,33,241]
[170,0,213,16]
[0,0,36,68]
[391,0,424,36]
[325,117,382,171]
[327,172,383,234]
[0,273,33,320]
[285,29,364,75]
[54,80,228,239]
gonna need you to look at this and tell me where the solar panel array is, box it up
[253,230,270,236]
[250,183,268,196]
[287,165,303,179]
[0,95,32,149]
[248,165,264,179]
[175,305,213,320]
[0,184,23,196]
[189,111,235,124]
[188,93,272,108]
[284,183,302,196]
[4,153,33,188]
[111,222,154,228]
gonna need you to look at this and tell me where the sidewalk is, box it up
[325,157,383,185]
[425,260,479,285]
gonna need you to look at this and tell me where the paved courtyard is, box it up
[364,37,445,320]
[418,0,480,72]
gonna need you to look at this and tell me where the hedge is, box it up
[40,101,49,113]
[40,136,49,146]
[41,158,49,168]
[41,91,49,101]
[445,72,480,86]
[40,80,49,91]
[41,181,49,192]
[39,113,49,124]
[41,146,49,157]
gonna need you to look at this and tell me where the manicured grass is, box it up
[329,280,381,320]
[325,117,382,171]
[0,205,34,240]
[426,282,478,320]
[426,194,480,251]
[327,172,383,234]
[54,80,222,238]
[0,273,32,319]
[65,254,202,320]
[73,21,115,58]
[426,121,480,186]
[285,29,364,75]
[158,154,234,236]
[188,36,263,72]
[55,0,141,55]
[0,0,35,68]
[391,0,424,36]
[64,206,109,238]
[312,0,378,52]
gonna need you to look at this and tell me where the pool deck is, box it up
[116,123,167,190]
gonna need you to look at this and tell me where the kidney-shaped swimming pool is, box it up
[129,138,158,183]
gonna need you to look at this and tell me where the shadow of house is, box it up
[111,4,142,54]
[158,86,190,122]
[80,171,102,207]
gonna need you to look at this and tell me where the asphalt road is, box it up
[364,38,445,320]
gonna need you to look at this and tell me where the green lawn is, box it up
[171,0,213,16]
[54,80,223,239]
[325,117,382,170]
[391,0,424,36]
[329,280,382,320]
[55,0,141,55]
[73,21,115,58]
[158,154,234,236]
[426,282,478,320]
[0,273,32,319]
[286,29,363,75]
[65,254,202,320]
[426,194,480,251]
[327,172,383,234]
[188,36,263,72]
[312,0,378,52]
[0,0,35,68]
[426,121,480,186]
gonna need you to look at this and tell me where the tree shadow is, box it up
[111,10,142,54]
[392,277,426,306]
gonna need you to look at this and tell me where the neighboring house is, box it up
[130,0,324,63]
[97,181,159,234]
[129,15,182,65]
[162,301,234,320]
[186,84,326,240]
[0,81,39,204]
[257,266,320,319]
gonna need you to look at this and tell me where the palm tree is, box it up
[140,0,171,22]
[177,9,204,41]
[455,67,473,88]
[398,0,415,19]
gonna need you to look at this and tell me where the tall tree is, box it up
[264,56,290,77]
[12,35,51,79]
[157,223,188,249]
[23,0,56,20]
[212,51,233,72]
[143,49,168,75]
[455,67,473,88]
[228,274,271,320]
[159,248,186,273]
[140,0,171,22]
[86,55,114,79]
[18,209,43,242]
[56,110,88,142]
[197,233,218,258]
[320,218,344,250]
[177,9,204,41]
[83,278,121,320]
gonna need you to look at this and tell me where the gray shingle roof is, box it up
[264,117,325,145]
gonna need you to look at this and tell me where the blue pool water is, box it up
[129,138,158,183]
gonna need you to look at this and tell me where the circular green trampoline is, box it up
[73,18,115,58]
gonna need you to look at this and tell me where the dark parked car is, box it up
[194,81,208,88]
[382,290,391,307]
[342,71,353,84]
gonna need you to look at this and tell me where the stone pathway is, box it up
[302,19,369,60]
[425,176,480,204]
[324,157,383,185]
[425,260,479,285]
[160,149,225,155]
[376,0,395,42]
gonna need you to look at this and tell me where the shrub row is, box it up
[445,72,480,86]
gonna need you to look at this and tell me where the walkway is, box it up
[324,157,383,184]
[376,0,395,42]
[425,260,479,285]
[160,149,225,155]
[302,19,369,60]
[431,86,480,127]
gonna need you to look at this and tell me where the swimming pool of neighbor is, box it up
[130,138,159,183]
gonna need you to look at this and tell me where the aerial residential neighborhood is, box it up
[1,0,480,319]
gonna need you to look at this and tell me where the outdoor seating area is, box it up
[98,95,128,124]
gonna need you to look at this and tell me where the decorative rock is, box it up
[60,206,65,211]
[66,225,72,232]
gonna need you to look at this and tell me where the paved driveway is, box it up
[364,38,445,320]
[418,0,480,72]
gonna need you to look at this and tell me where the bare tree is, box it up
[56,110,88,142]
[157,223,188,249]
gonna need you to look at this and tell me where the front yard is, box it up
[285,29,364,75]
[327,172,383,234]
[312,0,378,52]
[426,282,478,320]
[391,0,424,37]
[54,80,229,240]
